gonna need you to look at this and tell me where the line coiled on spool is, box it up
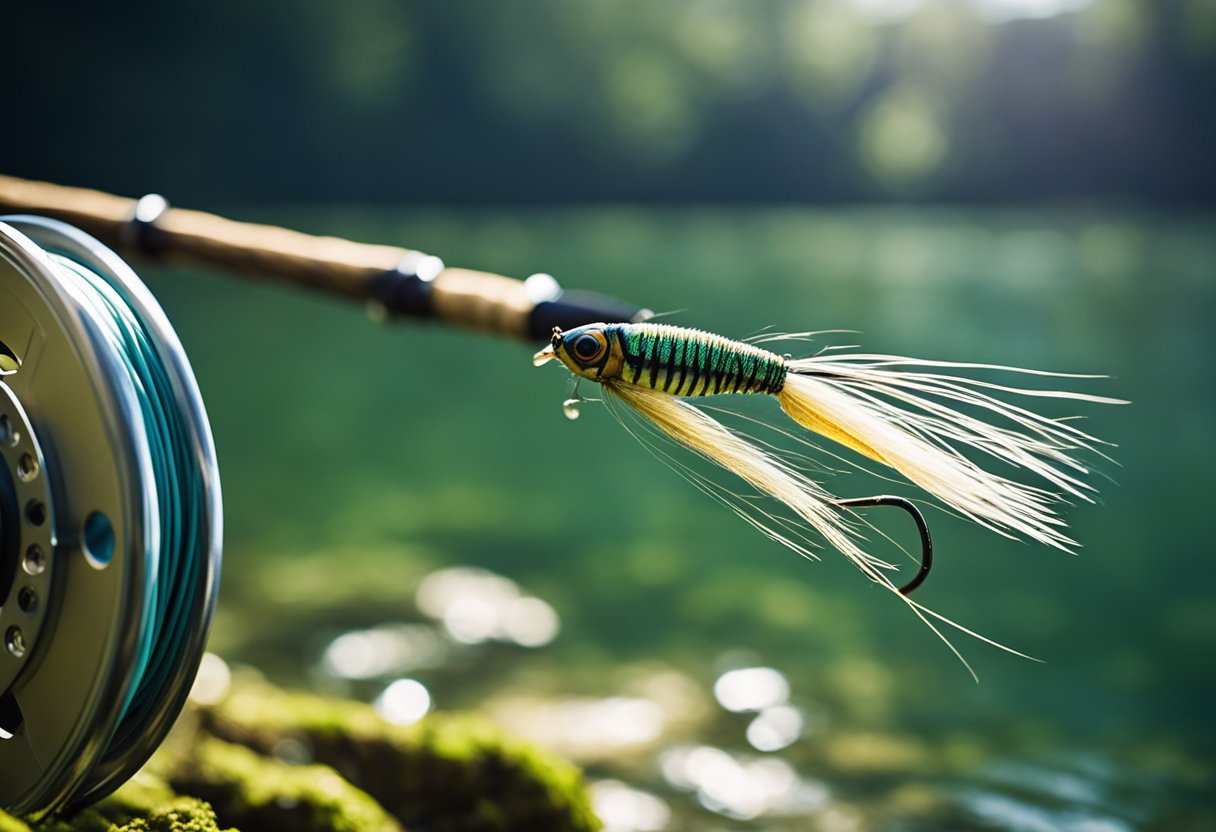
[50,252,206,737]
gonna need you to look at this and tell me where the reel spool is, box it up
[0,216,221,817]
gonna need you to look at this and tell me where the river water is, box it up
[146,206,1213,831]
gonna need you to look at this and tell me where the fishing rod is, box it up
[0,175,651,340]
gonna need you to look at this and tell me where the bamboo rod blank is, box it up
[0,174,536,338]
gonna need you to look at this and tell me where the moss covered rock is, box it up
[3,777,228,832]
[168,738,400,832]
[198,681,599,832]
[2,678,599,832]
[0,811,31,832]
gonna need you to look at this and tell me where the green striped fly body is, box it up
[613,323,787,396]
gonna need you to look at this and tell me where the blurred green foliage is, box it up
[5,0,1215,205]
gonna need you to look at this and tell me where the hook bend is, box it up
[832,495,933,596]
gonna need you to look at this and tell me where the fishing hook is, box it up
[831,496,933,595]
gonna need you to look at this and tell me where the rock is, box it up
[2,678,600,832]
[198,680,599,832]
[0,811,31,832]
[3,778,227,832]
[168,738,400,832]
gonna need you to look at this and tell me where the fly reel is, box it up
[0,216,221,817]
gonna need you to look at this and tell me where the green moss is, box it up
[15,780,226,832]
[105,799,224,832]
[0,810,31,832]
[4,679,599,832]
[201,682,600,832]
[168,738,400,832]
[30,811,110,832]
[97,776,181,823]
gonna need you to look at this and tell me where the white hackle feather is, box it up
[604,380,1041,679]
[778,355,1124,552]
[607,382,873,568]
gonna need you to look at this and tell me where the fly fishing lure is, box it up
[534,321,1119,669]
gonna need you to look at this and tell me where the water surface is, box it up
[146,206,1214,830]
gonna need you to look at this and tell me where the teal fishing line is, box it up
[48,251,205,728]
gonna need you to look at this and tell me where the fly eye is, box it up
[572,333,604,361]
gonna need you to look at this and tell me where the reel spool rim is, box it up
[0,217,222,816]
[0,220,145,817]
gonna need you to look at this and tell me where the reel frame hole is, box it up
[0,692,22,740]
[83,511,115,569]
[3,626,23,659]
[16,587,36,615]
[23,501,45,529]
[15,454,37,483]
[22,545,45,576]
[0,339,18,377]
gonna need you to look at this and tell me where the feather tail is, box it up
[607,380,872,567]
[605,379,1036,678]
[778,355,1124,551]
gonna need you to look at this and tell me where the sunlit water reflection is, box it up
[950,754,1167,832]
[416,566,560,646]
[591,780,671,832]
[291,562,1205,830]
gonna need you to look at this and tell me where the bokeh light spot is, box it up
[591,779,671,832]
[375,678,431,725]
[969,0,1095,22]
[747,705,806,752]
[713,666,790,713]
[188,652,232,706]
[858,86,948,188]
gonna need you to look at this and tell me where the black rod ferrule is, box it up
[120,194,171,256]
[528,290,651,341]
[365,252,445,319]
